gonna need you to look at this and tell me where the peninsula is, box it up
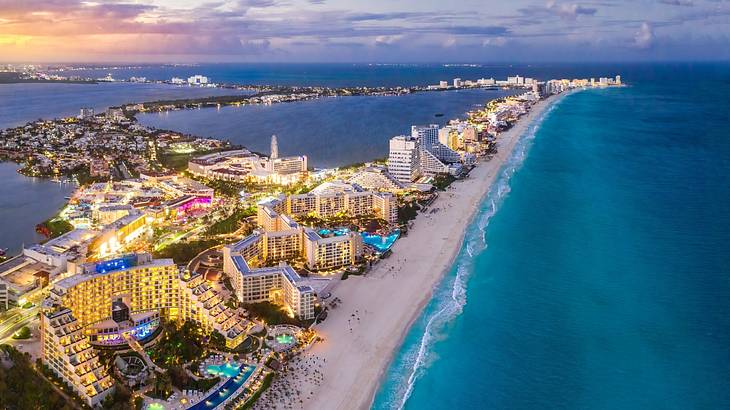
[0,74,622,410]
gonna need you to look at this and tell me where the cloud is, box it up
[658,0,694,5]
[442,37,457,47]
[373,35,402,47]
[519,1,598,21]
[634,22,654,49]
[482,37,507,47]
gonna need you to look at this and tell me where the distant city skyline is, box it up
[1,0,729,63]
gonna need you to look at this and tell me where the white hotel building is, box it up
[387,124,465,183]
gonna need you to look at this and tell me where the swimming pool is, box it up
[146,403,165,410]
[361,230,400,253]
[318,228,351,236]
[205,362,241,378]
[188,365,255,410]
[276,334,295,344]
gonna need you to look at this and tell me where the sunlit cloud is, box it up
[0,0,728,62]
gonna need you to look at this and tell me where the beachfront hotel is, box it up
[387,124,467,183]
[280,180,399,224]
[42,307,115,406]
[221,182,395,320]
[40,253,254,405]
[188,136,308,186]
[347,166,406,192]
[222,233,318,320]
[387,135,421,183]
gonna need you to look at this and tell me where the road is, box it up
[0,306,39,342]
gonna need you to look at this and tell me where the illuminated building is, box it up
[223,237,316,320]
[179,270,254,349]
[279,181,398,224]
[388,135,421,183]
[40,252,256,402]
[41,308,114,406]
[0,279,8,310]
[87,212,148,259]
[188,147,307,186]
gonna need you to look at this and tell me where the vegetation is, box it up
[147,371,173,400]
[101,382,133,410]
[157,151,195,171]
[432,173,456,191]
[237,373,274,410]
[153,238,226,264]
[398,202,421,224]
[12,326,31,340]
[0,345,74,410]
[168,365,220,391]
[148,321,212,367]
[187,175,252,198]
[243,302,301,326]
[205,207,256,236]
[35,218,74,239]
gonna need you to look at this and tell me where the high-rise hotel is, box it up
[41,253,252,406]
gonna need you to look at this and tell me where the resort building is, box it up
[254,196,366,271]
[412,124,463,176]
[223,235,317,320]
[347,166,405,192]
[387,135,421,183]
[41,307,115,407]
[179,270,254,349]
[281,181,398,224]
[303,228,362,271]
[87,211,149,259]
[40,252,257,403]
[223,183,386,319]
[187,138,308,186]
[48,254,180,330]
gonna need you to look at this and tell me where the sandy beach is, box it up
[253,92,571,410]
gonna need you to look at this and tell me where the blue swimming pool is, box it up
[205,362,241,378]
[319,228,351,236]
[188,365,255,410]
[361,230,400,253]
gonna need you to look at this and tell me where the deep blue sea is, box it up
[373,63,730,409]
[60,62,629,88]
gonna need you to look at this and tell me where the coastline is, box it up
[266,90,577,410]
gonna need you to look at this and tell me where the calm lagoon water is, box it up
[138,88,512,168]
[0,82,249,129]
[0,162,75,255]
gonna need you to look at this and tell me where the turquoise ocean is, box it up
[373,64,730,409]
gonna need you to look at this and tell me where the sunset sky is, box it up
[1,0,728,63]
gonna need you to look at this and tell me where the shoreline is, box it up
[273,90,578,410]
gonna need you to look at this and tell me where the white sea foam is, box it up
[389,100,559,410]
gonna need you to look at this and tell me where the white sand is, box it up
[256,92,569,410]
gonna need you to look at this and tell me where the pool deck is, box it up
[144,360,260,410]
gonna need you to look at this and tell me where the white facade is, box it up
[387,135,421,183]
[187,75,209,85]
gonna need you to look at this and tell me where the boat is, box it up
[0,248,7,256]
[434,113,444,117]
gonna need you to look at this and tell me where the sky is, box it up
[0,0,728,63]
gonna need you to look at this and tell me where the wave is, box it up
[387,100,560,410]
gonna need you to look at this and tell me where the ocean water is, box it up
[0,162,76,255]
[373,64,730,409]
[58,63,629,88]
[0,82,249,129]
[137,88,514,167]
